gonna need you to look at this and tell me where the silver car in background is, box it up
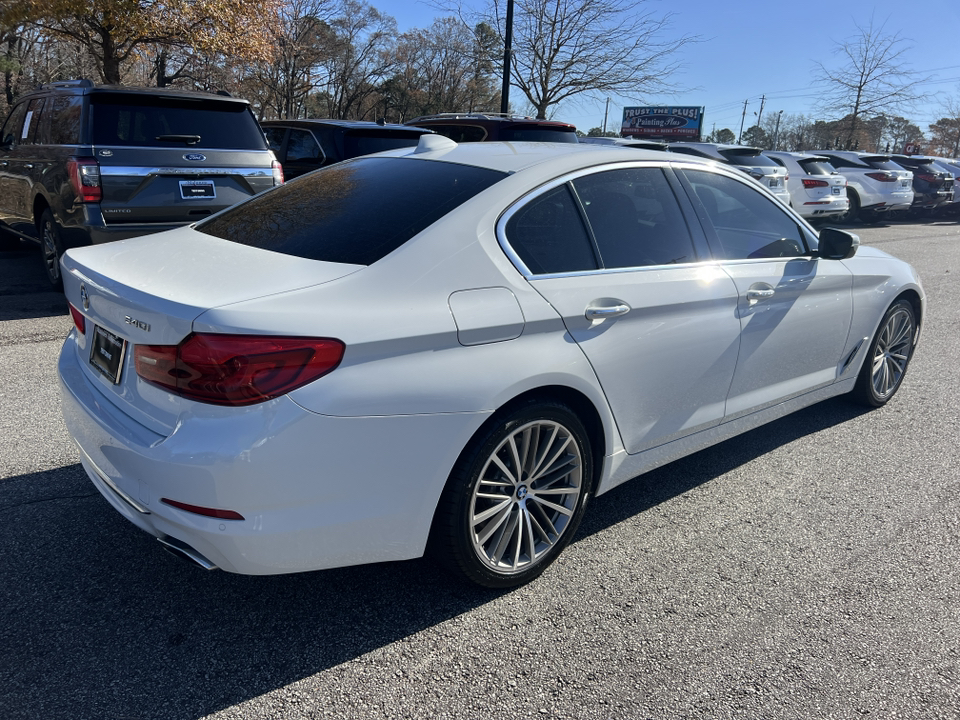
[667,142,792,205]
[765,151,849,221]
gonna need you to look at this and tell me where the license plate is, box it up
[832,187,841,195]
[769,178,780,187]
[901,180,910,188]
[89,325,126,384]
[179,180,216,199]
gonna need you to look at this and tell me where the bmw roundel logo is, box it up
[183,153,206,162]
[80,284,89,311]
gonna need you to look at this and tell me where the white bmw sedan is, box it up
[59,137,924,588]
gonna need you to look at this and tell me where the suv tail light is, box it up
[916,173,938,183]
[66,157,102,202]
[865,172,898,182]
[802,178,829,188]
[272,159,284,186]
[134,333,344,406]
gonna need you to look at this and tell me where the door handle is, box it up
[24,163,34,169]
[746,283,775,303]
[585,303,630,321]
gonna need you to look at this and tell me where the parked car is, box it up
[813,151,913,223]
[0,79,281,288]
[764,151,849,222]
[260,119,434,180]
[889,155,954,216]
[406,112,578,143]
[578,137,669,151]
[927,157,960,216]
[58,137,923,588]
[666,142,792,205]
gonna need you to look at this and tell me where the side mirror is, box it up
[818,226,859,260]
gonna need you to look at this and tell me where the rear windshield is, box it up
[343,129,428,158]
[798,159,838,176]
[197,157,507,265]
[89,93,267,149]
[499,126,578,143]
[719,149,778,167]
[864,158,903,171]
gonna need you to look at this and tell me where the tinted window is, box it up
[823,154,868,169]
[719,149,778,167]
[424,124,486,142]
[45,95,83,144]
[505,185,598,274]
[197,157,506,266]
[262,127,286,154]
[798,159,837,176]
[864,158,903,171]
[668,146,711,158]
[22,98,45,144]
[0,102,27,146]
[499,127,578,143]
[684,169,806,260]
[89,93,267,149]
[287,128,322,162]
[573,167,696,267]
[343,129,426,158]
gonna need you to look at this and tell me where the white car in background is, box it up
[58,139,924,588]
[666,142,792,206]
[814,151,913,223]
[765,151,849,221]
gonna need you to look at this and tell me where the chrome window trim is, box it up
[497,159,756,279]
[99,165,275,177]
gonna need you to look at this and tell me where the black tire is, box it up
[840,189,860,224]
[851,298,917,407]
[430,400,594,588]
[38,209,65,291]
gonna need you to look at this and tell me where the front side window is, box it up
[505,185,598,274]
[0,102,27,147]
[286,129,323,162]
[683,169,807,260]
[22,98,45,144]
[572,167,696,267]
[198,156,507,266]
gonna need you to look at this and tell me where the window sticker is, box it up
[22,111,33,139]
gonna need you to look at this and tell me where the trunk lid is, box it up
[61,227,362,434]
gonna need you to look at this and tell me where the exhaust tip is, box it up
[158,536,218,571]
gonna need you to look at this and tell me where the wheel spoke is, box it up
[528,425,559,479]
[529,436,572,484]
[473,497,512,525]
[476,501,513,545]
[529,495,574,518]
[490,454,518,486]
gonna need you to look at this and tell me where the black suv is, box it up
[0,80,281,287]
[890,155,955,216]
[260,119,434,180]
[406,112,578,143]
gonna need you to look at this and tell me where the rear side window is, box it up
[343,130,427,158]
[573,167,696,267]
[89,93,267,149]
[45,95,83,144]
[197,157,507,266]
[684,169,806,260]
[499,126,578,143]
[505,185,598,274]
[287,129,323,162]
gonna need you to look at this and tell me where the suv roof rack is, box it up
[39,79,94,90]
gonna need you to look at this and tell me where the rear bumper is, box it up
[58,331,488,575]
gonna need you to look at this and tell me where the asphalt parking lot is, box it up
[1,219,958,720]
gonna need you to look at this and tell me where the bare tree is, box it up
[928,92,960,157]
[815,18,930,148]
[447,0,695,120]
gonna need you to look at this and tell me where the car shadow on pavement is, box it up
[0,244,68,321]
[0,397,871,720]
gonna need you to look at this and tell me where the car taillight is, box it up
[161,499,244,520]
[66,157,102,202]
[134,333,344,406]
[272,159,284,185]
[68,303,85,334]
[802,178,829,188]
[916,173,938,183]
[865,172,897,182]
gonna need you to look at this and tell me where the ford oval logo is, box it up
[183,153,206,162]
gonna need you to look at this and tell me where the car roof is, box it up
[379,137,715,175]
[765,151,832,161]
[24,81,250,105]
[260,118,430,132]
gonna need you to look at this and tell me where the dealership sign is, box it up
[621,106,704,139]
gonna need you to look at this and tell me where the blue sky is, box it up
[371,0,960,135]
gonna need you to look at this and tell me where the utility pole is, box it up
[755,94,766,131]
[738,99,749,144]
[602,98,610,134]
[499,0,514,114]
[773,110,783,150]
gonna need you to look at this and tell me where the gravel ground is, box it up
[1,221,958,720]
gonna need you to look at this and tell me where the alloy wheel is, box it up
[870,307,914,399]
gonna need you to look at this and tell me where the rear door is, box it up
[89,92,276,225]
